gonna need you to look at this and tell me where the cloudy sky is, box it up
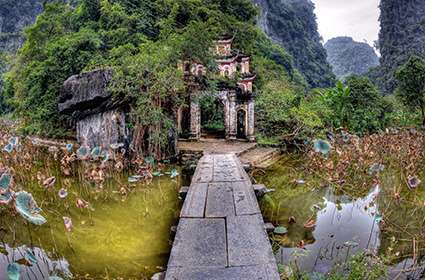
[311,0,380,46]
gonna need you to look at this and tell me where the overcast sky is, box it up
[311,0,380,46]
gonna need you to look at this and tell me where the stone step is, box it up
[239,147,280,168]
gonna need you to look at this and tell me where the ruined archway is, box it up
[237,109,247,139]
[200,95,226,139]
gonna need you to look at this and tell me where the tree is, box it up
[318,76,386,134]
[395,55,425,126]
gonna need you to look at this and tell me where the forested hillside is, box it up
[325,37,379,79]
[3,0,308,143]
[378,0,425,94]
[253,0,335,88]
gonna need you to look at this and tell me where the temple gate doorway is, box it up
[200,95,225,139]
[237,109,247,139]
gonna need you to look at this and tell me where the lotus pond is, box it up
[0,136,184,280]
[255,130,425,279]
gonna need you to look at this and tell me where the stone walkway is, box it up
[178,139,257,156]
[178,139,281,168]
[165,154,279,280]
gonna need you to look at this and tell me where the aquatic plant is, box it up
[153,171,163,177]
[77,146,89,158]
[274,226,288,235]
[128,175,143,183]
[66,143,73,151]
[24,249,37,265]
[0,173,11,192]
[91,146,102,158]
[170,169,179,179]
[76,198,89,209]
[43,176,56,188]
[407,175,421,189]
[3,143,14,153]
[9,137,18,146]
[313,139,332,155]
[0,190,13,205]
[110,143,124,150]
[63,216,73,232]
[14,191,47,225]
[58,188,68,199]
[6,263,20,280]
[368,163,385,175]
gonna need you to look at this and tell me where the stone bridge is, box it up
[164,153,279,280]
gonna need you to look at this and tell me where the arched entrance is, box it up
[237,109,247,139]
[200,95,225,139]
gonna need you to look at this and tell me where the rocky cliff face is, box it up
[378,0,425,94]
[0,0,45,52]
[253,0,335,88]
[325,37,379,80]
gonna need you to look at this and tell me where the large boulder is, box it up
[59,69,130,148]
[59,69,124,120]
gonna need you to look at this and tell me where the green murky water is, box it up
[0,147,183,280]
[256,155,425,279]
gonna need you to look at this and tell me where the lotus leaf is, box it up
[91,146,102,158]
[9,137,18,146]
[313,139,332,155]
[274,226,288,235]
[24,249,37,264]
[0,173,11,192]
[66,143,73,151]
[3,143,13,153]
[6,263,20,280]
[0,190,13,205]
[170,169,179,178]
[15,191,47,225]
[77,146,89,158]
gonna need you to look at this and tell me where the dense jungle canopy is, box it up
[1,0,305,140]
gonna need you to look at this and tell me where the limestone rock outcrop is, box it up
[59,69,129,148]
[253,0,335,88]
[325,37,379,80]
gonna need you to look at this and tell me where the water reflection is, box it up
[276,186,381,273]
[0,174,182,279]
[0,245,71,280]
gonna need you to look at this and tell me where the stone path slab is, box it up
[167,218,227,268]
[165,154,279,280]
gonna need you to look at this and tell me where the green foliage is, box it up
[284,254,386,280]
[109,40,185,157]
[317,76,387,135]
[395,55,425,125]
[199,94,225,131]
[256,79,323,144]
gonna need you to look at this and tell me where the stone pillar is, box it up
[190,94,201,140]
[227,91,237,140]
[176,106,183,134]
[247,99,255,142]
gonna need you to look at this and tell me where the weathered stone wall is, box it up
[76,110,128,149]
